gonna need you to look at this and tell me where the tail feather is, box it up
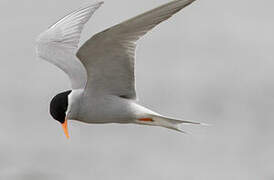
[150,115,206,133]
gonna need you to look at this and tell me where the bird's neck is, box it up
[66,89,84,119]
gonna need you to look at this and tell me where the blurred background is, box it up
[0,0,273,179]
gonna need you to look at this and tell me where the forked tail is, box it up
[137,114,207,133]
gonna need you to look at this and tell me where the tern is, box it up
[36,0,203,138]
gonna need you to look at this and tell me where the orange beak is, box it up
[61,118,70,139]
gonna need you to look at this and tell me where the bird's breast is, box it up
[76,94,139,124]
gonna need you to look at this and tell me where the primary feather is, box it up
[36,2,103,89]
[77,0,196,99]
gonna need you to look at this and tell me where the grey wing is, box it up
[77,0,196,98]
[36,2,103,89]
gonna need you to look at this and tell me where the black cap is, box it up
[49,90,71,124]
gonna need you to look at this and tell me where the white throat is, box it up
[66,89,84,120]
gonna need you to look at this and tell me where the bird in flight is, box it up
[36,0,203,139]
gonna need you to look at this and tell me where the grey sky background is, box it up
[0,0,273,179]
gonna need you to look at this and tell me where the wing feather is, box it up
[36,2,103,89]
[77,0,196,98]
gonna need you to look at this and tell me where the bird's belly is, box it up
[77,109,135,124]
[77,115,134,124]
[76,95,138,124]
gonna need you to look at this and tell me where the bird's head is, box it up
[50,90,72,139]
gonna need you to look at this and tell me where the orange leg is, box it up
[138,118,154,122]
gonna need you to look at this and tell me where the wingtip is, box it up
[80,1,104,10]
[95,1,104,6]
